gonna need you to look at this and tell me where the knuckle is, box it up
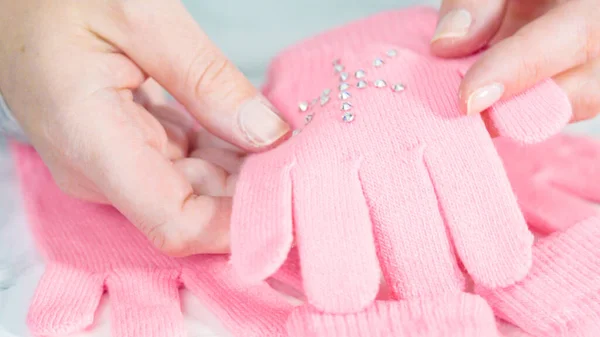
[508,34,548,86]
[185,49,234,98]
[580,21,600,63]
[143,219,199,256]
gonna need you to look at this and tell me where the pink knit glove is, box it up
[495,134,600,234]
[478,217,600,337]
[479,134,600,337]
[286,294,499,337]
[12,143,297,337]
[231,11,571,317]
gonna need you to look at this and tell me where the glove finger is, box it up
[293,159,380,313]
[424,141,533,288]
[27,266,104,335]
[516,183,598,235]
[230,153,294,282]
[486,80,571,144]
[270,248,303,296]
[106,270,184,337]
[182,256,293,337]
[360,146,464,299]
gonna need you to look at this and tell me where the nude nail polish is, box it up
[238,97,290,147]
[466,83,505,115]
[431,9,473,42]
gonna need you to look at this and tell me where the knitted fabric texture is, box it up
[286,294,498,337]
[231,6,571,316]
[12,143,300,337]
[478,217,600,337]
[494,134,600,234]
[481,134,600,337]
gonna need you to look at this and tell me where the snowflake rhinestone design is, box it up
[294,49,407,135]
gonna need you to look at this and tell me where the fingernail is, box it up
[466,83,505,115]
[238,97,290,147]
[431,9,472,42]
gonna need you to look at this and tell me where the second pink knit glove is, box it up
[495,134,600,234]
[482,134,600,337]
[231,21,571,316]
[13,143,298,337]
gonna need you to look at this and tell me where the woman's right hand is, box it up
[0,0,290,256]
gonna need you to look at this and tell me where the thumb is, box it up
[104,0,290,151]
[430,0,507,58]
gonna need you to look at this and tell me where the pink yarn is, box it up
[480,135,600,337]
[12,143,299,337]
[495,135,600,234]
[479,217,600,337]
[231,6,571,318]
[286,294,499,337]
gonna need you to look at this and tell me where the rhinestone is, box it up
[355,70,366,79]
[340,72,349,81]
[298,101,309,112]
[386,49,398,57]
[342,112,355,123]
[320,95,330,106]
[305,114,313,124]
[334,64,344,73]
[392,83,406,92]
[339,83,350,91]
[341,102,352,111]
[339,91,351,100]
[373,58,384,67]
[322,89,331,96]
[357,80,368,89]
[292,129,302,136]
[374,79,387,88]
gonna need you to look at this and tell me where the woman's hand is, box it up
[0,0,290,255]
[430,0,600,121]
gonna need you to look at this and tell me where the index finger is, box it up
[460,0,600,115]
[83,90,230,256]
[99,0,290,151]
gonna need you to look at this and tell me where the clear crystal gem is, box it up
[341,102,352,111]
[298,101,309,112]
[339,83,350,91]
[392,83,406,92]
[292,129,302,136]
[386,49,398,57]
[322,89,331,96]
[373,58,384,67]
[342,112,355,123]
[305,114,313,124]
[374,79,387,88]
[320,95,330,106]
[340,72,349,81]
[334,64,344,73]
[355,70,366,79]
[357,80,368,89]
[339,91,351,100]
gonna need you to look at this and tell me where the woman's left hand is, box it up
[430,0,600,121]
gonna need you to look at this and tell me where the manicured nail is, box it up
[466,83,505,115]
[431,9,473,42]
[238,97,290,146]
